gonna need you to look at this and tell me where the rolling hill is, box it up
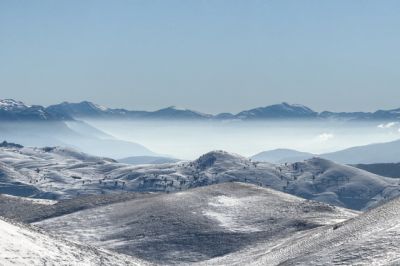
[0,146,398,210]
[35,182,357,264]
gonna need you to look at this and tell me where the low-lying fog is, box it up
[86,120,400,160]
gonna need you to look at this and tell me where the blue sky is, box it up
[1,0,400,113]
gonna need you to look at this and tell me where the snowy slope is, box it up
[0,217,147,266]
[35,182,357,264]
[200,192,400,266]
[0,147,398,210]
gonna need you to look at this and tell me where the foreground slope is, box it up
[0,217,146,266]
[35,183,357,264]
[202,191,400,266]
[0,146,398,210]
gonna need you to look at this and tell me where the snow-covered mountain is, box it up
[46,101,319,120]
[0,99,71,121]
[34,182,357,264]
[146,106,213,119]
[236,102,318,119]
[4,98,400,121]
[320,108,400,121]
[0,146,398,210]
[0,216,146,266]
[46,102,212,120]
[46,101,117,119]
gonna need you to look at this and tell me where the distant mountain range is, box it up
[252,149,316,163]
[2,99,400,121]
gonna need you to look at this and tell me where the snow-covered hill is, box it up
[0,147,398,210]
[35,182,357,264]
[4,98,400,121]
[0,216,146,266]
[200,190,400,266]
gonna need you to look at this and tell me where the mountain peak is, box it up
[0,99,29,111]
[0,99,69,121]
[194,150,248,169]
[236,102,317,119]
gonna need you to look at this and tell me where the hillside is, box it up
[35,182,357,264]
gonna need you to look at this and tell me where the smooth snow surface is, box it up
[0,217,148,266]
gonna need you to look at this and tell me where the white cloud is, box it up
[378,122,398,129]
[317,133,334,142]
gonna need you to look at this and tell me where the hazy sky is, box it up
[1,0,400,113]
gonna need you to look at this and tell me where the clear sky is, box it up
[1,0,400,113]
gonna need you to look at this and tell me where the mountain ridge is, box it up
[3,98,400,121]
